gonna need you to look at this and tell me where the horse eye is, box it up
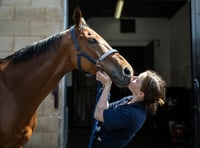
[88,38,98,44]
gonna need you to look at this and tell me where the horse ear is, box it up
[73,6,82,27]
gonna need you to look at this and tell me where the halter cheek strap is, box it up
[70,26,80,51]
[70,26,96,71]
[70,25,118,71]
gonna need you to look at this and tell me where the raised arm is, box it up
[94,71,112,122]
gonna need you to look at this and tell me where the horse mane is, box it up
[4,32,63,64]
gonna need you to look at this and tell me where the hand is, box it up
[96,71,112,86]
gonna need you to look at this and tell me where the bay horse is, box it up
[0,7,133,147]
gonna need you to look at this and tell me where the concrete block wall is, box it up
[0,0,64,147]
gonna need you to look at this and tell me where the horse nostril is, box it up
[123,67,131,77]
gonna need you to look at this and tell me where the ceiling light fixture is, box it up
[114,0,124,19]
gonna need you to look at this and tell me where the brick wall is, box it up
[0,0,64,147]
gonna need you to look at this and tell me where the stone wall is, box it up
[0,0,64,147]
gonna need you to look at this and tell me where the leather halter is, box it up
[70,25,118,71]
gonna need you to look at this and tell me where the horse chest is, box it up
[0,127,33,148]
[0,112,37,147]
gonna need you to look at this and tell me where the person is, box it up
[93,70,166,148]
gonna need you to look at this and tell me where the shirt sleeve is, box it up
[103,106,133,130]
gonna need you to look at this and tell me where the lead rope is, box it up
[88,81,104,148]
[88,81,102,148]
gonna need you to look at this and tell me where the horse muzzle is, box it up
[109,66,133,87]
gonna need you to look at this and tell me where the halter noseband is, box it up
[70,25,118,71]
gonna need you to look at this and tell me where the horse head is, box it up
[69,7,134,87]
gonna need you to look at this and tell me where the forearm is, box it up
[94,84,111,122]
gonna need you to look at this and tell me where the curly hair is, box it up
[140,70,166,114]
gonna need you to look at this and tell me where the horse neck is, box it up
[2,30,74,113]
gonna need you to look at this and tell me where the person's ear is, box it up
[138,91,144,98]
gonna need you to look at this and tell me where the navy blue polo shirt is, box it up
[98,96,146,148]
